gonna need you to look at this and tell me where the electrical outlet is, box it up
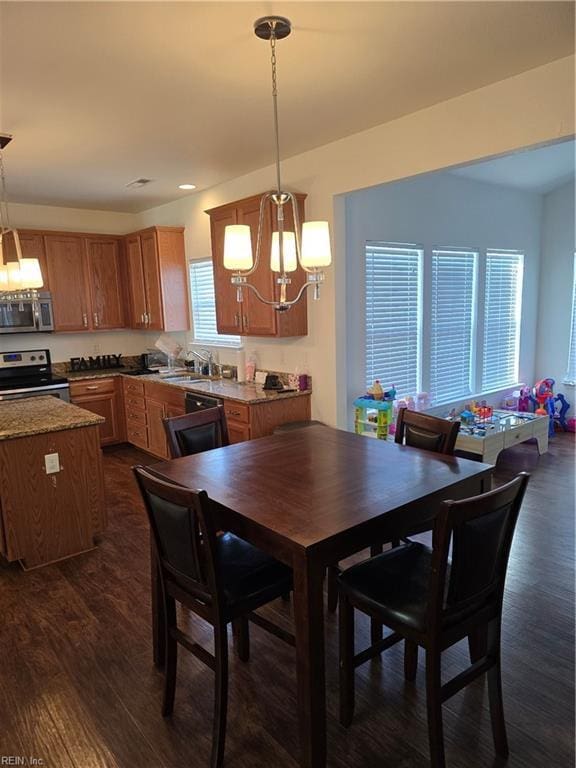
[93,342,101,354]
[44,453,60,474]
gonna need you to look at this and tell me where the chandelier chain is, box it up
[269,28,282,195]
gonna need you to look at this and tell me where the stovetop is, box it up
[0,374,69,392]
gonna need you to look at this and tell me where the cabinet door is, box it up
[45,235,91,332]
[141,231,164,331]
[147,399,168,458]
[71,393,120,446]
[227,420,251,444]
[275,195,308,337]
[85,237,125,330]
[126,236,147,329]
[238,197,276,336]
[209,207,242,335]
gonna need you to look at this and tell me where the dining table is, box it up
[148,424,493,768]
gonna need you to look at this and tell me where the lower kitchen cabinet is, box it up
[123,378,185,459]
[70,377,125,446]
[222,394,311,444]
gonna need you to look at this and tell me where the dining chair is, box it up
[338,472,530,768]
[163,405,229,459]
[133,466,294,768]
[395,407,460,454]
[327,409,460,614]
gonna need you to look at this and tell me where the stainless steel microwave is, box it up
[0,292,54,333]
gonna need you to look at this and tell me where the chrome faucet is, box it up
[189,348,219,378]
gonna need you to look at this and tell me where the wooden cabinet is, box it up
[222,394,311,444]
[85,237,125,329]
[123,378,185,459]
[44,233,125,332]
[206,193,308,338]
[70,377,125,446]
[125,227,189,332]
[45,235,90,332]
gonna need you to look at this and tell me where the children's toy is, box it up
[354,385,396,439]
[460,408,475,426]
[554,393,571,431]
[517,386,532,412]
[534,378,559,437]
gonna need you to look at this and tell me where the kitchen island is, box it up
[0,396,106,569]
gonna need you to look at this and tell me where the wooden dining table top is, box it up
[149,424,493,563]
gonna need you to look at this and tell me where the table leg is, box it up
[292,553,327,768]
[151,536,165,668]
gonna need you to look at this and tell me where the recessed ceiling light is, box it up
[178,183,196,190]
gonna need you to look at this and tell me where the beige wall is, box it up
[9,201,138,234]
[135,56,575,426]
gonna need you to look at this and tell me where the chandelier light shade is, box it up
[223,16,332,311]
[271,231,297,272]
[223,225,253,271]
[0,134,44,295]
[301,222,332,269]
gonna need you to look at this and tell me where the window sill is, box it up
[189,339,243,350]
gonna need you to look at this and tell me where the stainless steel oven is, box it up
[0,292,54,333]
[0,348,69,401]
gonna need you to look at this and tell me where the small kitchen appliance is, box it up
[0,348,69,401]
[0,292,54,333]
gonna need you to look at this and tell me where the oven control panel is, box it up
[0,349,50,369]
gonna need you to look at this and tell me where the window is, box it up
[481,250,524,391]
[430,249,477,403]
[565,254,576,385]
[189,260,241,346]
[364,243,525,405]
[365,243,422,393]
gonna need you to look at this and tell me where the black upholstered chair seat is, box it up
[217,532,292,606]
[339,541,432,631]
[339,541,483,633]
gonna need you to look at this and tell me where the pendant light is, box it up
[223,16,331,312]
[0,134,44,295]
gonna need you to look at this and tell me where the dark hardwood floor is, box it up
[1,434,574,767]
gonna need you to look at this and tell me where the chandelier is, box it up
[223,16,331,312]
[0,134,44,295]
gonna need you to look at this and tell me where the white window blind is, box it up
[564,254,576,385]
[430,249,477,404]
[189,260,241,346]
[481,250,523,391]
[365,243,422,393]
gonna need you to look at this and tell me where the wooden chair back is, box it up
[395,407,460,455]
[428,472,530,630]
[163,405,229,459]
[133,466,222,608]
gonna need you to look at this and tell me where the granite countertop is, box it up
[0,396,105,441]
[65,368,311,404]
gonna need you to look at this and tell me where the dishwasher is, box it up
[185,392,224,412]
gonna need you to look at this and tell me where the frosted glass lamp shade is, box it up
[0,265,9,289]
[301,221,331,268]
[19,258,44,289]
[224,225,253,271]
[271,231,297,272]
[6,262,22,291]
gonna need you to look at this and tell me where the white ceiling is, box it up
[449,139,575,193]
[0,2,574,213]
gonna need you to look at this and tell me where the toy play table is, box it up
[455,411,549,465]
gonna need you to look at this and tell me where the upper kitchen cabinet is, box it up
[45,233,126,332]
[125,226,189,332]
[206,193,308,338]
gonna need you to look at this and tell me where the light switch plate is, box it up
[44,453,60,474]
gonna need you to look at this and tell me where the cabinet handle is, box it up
[227,409,241,417]
[93,312,99,327]
[146,312,151,326]
[140,313,145,324]
[234,313,239,327]
[243,314,248,328]
[82,313,88,328]
[86,385,99,390]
